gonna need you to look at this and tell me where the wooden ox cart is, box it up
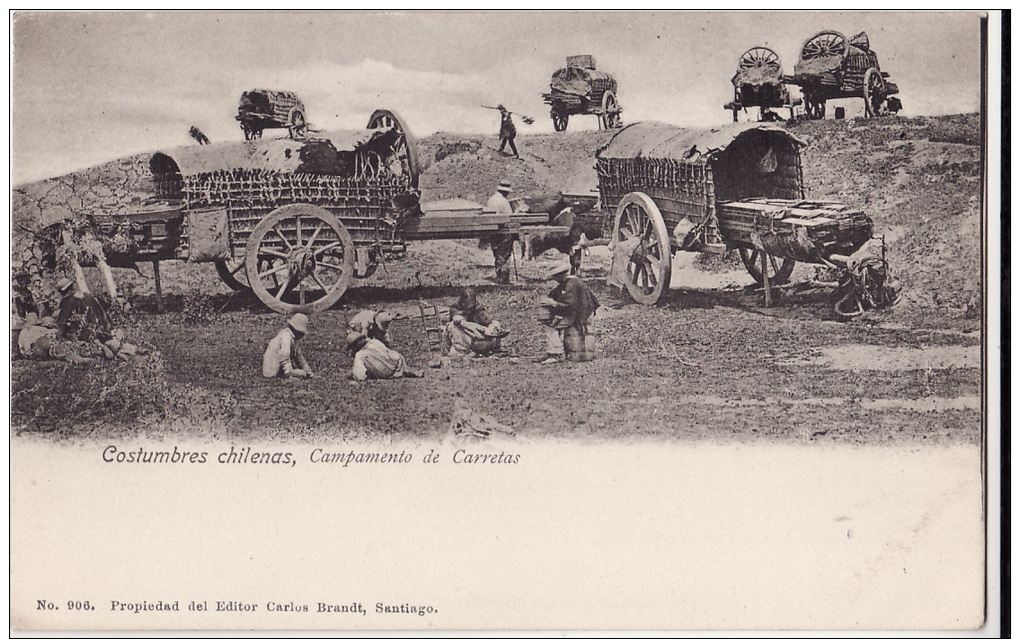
[782,31,902,119]
[236,89,308,140]
[724,47,799,122]
[101,110,571,314]
[595,122,875,305]
[542,55,623,131]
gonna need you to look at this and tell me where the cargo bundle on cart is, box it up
[595,121,891,309]
[724,47,800,122]
[782,31,902,119]
[542,55,623,131]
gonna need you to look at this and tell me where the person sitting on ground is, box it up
[347,331,423,381]
[444,287,511,357]
[15,315,94,364]
[47,277,145,361]
[347,309,396,347]
[536,261,600,364]
[262,313,314,379]
[55,277,112,342]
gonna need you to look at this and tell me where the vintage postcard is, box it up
[9,10,1001,632]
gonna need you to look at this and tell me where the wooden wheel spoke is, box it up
[309,272,333,293]
[317,260,344,272]
[313,241,343,257]
[261,248,288,259]
[259,262,289,281]
[768,254,781,278]
[272,226,293,250]
[305,222,326,249]
[274,278,290,301]
[295,216,303,247]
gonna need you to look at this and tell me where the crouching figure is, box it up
[346,332,423,380]
[443,287,510,357]
[262,313,314,379]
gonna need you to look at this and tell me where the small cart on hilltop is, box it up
[782,31,902,119]
[724,47,800,122]
[236,89,308,140]
[595,122,876,305]
[542,55,623,131]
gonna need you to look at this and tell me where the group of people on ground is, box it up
[261,260,600,381]
[14,276,144,364]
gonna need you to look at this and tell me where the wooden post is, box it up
[61,229,90,294]
[152,260,165,313]
[95,252,119,300]
[760,250,772,308]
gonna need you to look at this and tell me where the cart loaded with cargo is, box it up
[595,121,899,314]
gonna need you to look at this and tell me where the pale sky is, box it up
[12,11,984,184]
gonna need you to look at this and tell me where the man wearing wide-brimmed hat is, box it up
[536,260,599,364]
[485,179,517,284]
[262,313,314,378]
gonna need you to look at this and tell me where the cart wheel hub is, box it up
[288,248,316,280]
[630,242,649,264]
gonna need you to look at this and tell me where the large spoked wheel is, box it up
[368,109,421,188]
[739,46,781,70]
[600,91,622,129]
[801,30,848,61]
[288,109,307,139]
[739,248,795,287]
[863,68,886,118]
[215,257,250,291]
[552,105,569,132]
[216,255,283,292]
[613,193,672,305]
[245,204,355,314]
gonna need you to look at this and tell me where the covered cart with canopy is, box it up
[782,31,902,119]
[724,47,800,122]
[596,121,876,305]
[542,55,623,131]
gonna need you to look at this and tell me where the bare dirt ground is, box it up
[11,114,983,444]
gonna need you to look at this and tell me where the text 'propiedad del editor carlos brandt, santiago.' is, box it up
[101,445,522,467]
[106,600,438,616]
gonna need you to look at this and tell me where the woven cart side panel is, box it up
[180,170,408,253]
[596,157,715,235]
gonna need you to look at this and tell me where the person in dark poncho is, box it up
[536,262,599,364]
[443,287,510,357]
[55,277,112,342]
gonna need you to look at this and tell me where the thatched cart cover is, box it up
[597,121,805,163]
[150,128,397,177]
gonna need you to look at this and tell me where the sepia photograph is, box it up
[9,10,1001,632]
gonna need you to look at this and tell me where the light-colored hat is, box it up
[546,262,571,279]
[56,277,75,293]
[497,179,513,193]
[346,331,368,350]
[287,313,309,334]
